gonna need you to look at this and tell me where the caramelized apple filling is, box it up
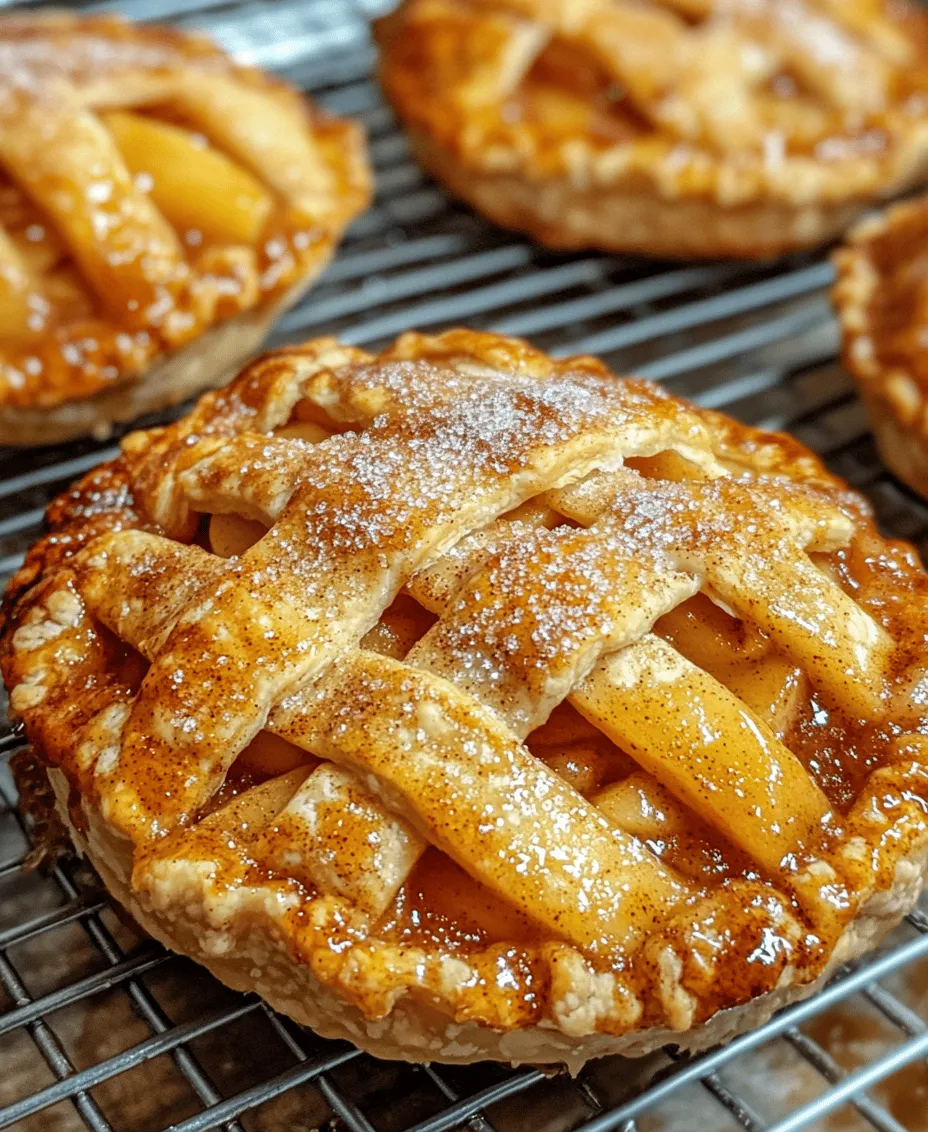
[594,772,756,883]
[103,111,275,247]
[526,700,631,794]
[656,594,809,740]
[208,511,269,559]
[234,729,309,780]
[383,849,542,948]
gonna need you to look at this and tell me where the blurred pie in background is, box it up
[0,12,370,445]
[378,0,928,260]
[834,196,928,500]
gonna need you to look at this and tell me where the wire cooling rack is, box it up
[1,1,928,1130]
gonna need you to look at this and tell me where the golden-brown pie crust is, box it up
[0,12,370,442]
[378,0,928,259]
[4,329,928,1067]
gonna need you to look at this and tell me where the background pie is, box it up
[834,195,928,501]
[4,329,928,1068]
[378,0,928,260]
[0,12,371,445]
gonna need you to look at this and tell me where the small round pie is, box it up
[4,329,928,1068]
[378,0,928,260]
[0,12,370,445]
[833,195,928,499]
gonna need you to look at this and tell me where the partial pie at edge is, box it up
[0,12,371,445]
[378,0,928,260]
[3,329,928,1068]
[834,194,928,500]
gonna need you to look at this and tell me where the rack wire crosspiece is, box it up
[0,2,927,1131]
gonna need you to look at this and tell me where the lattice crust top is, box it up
[378,0,928,203]
[5,329,928,1038]
[0,13,369,410]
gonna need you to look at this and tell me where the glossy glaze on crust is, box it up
[834,195,928,498]
[0,12,370,413]
[378,0,928,258]
[4,329,928,1065]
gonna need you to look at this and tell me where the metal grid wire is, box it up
[0,1,927,1130]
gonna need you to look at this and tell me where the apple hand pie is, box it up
[4,329,928,1068]
[378,0,928,260]
[0,12,370,445]
[834,195,928,500]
